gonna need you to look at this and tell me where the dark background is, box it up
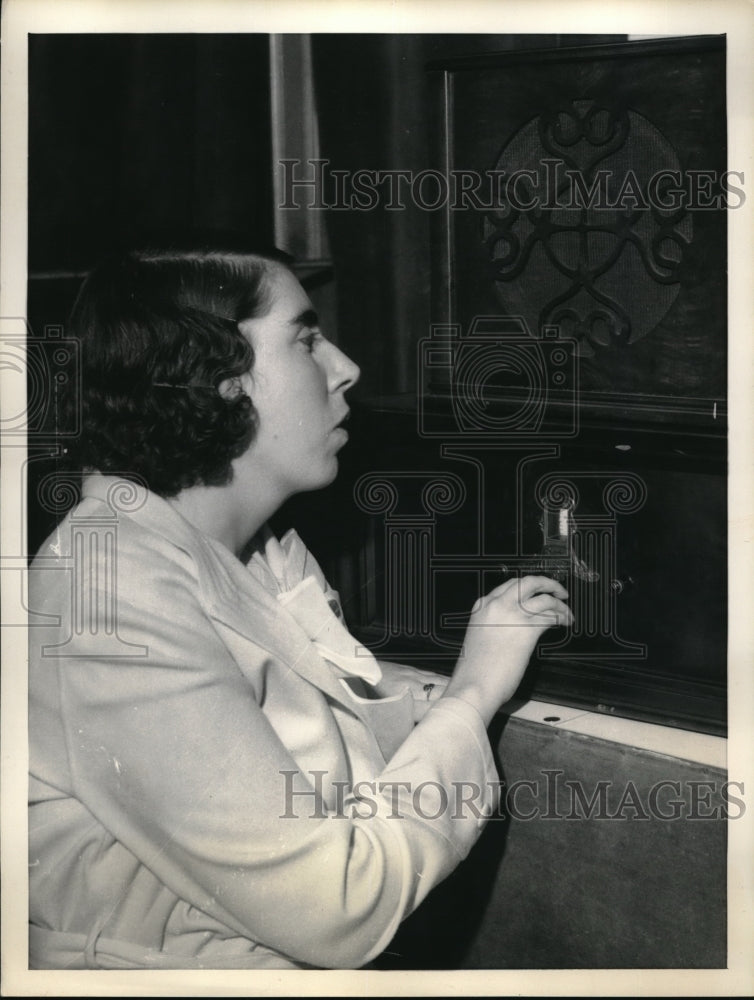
[27,33,726,737]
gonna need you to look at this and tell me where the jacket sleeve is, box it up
[29,529,500,970]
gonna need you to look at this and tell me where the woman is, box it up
[28,247,572,970]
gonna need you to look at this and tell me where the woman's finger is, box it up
[518,575,570,600]
[485,575,569,603]
[528,609,573,629]
[521,594,572,617]
[520,601,574,629]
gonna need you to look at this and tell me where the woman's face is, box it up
[236,266,360,501]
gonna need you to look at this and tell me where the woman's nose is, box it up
[328,343,361,392]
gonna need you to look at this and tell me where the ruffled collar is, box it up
[246,526,382,685]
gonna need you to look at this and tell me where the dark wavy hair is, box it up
[64,246,291,496]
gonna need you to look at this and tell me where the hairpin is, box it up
[153,381,218,390]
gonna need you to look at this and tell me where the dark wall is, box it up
[28,34,273,272]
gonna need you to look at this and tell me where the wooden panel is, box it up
[429,36,727,428]
[374,716,727,969]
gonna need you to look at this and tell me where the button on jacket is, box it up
[28,475,499,970]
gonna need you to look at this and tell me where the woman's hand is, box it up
[442,575,573,727]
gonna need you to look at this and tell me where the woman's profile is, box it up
[28,246,572,970]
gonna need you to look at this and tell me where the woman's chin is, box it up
[294,459,340,495]
[320,460,340,489]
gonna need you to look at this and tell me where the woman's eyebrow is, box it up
[289,307,319,329]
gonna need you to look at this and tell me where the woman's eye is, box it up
[301,329,322,352]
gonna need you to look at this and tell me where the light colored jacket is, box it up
[28,475,499,970]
